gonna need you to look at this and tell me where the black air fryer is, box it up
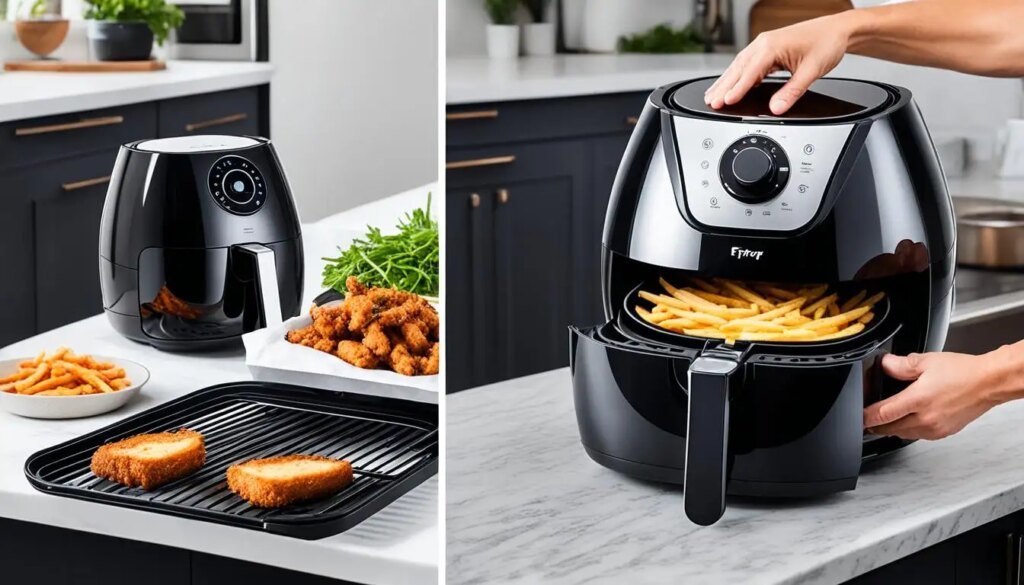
[99,135,304,351]
[569,78,954,525]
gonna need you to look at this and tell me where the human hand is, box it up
[863,352,1008,440]
[704,14,854,115]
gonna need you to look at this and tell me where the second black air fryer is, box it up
[99,135,304,351]
[569,77,954,525]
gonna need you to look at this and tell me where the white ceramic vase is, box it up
[522,22,555,56]
[581,0,693,53]
[486,23,520,59]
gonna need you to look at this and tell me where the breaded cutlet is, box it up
[226,455,354,508]
[90,429,206,490]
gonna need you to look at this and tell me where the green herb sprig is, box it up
[321,194,439,298]
[618,23,704,54]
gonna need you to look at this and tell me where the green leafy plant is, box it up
[17,0,50,18]
[83,0,185,46]
[618,23,704,54]
[484,0,516,25]
[321,194,440,298]
[520,0,548,23]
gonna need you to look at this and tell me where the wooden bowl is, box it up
[15,18,70,58]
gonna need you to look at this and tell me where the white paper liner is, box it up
[243,310,439,404]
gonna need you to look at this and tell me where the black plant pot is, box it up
[87,20,154,61]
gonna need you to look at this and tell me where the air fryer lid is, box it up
[670,78,891,121]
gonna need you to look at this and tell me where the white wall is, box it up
[447,0,488,57]
[270,0,438,222]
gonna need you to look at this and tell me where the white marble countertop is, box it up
[0,184,439,585]
[447,367,1024,584]
[447,54,734,104]
[0,60,273,123]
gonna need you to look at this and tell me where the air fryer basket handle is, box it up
[233,243,283,328]
[684,353,740,526]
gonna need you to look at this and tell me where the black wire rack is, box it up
[24,382,438,540]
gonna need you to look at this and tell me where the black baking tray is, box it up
[24,382,438,540]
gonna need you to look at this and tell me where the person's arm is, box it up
[863,341,1024,440]
[705,0,1024,116]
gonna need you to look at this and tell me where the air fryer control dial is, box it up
[208,155,266,215]
[719,136,789,203]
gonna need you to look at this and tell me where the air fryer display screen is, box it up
[672,78,891,121]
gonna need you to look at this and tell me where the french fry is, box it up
[801,293,838,317]
[659,279,723,312]
[684,287,751,309]
[756,285,798,301]
[58,361,114,393]
[659,318,703,331]
[720,321,788,333]
[640,290,691,311]
[689,277,720,294]
[802,306,872,331]
[21,374,76,396]
[0,368,34,385]
[44,347,69,364]
[661,308,727,326]
[110,378,132,391]
[817,323,866,341]
[858,311,875,324]
[717,280,774,310]
[859,291,886,309]
[637,306,674,325]
[31,351,45,367]
[14,364,50,393]
[683,328,728,339]
[840,290,867,312]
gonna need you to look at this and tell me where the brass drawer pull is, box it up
[15,115,124,137]
[62,175,111,192]
[185,112,249,132]
[626,116,639,126]
[497,189,510,204]
[446,155,516,170]
[470,193,481,208]
[447,109,499,121]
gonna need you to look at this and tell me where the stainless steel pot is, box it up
[956,198,1024,268]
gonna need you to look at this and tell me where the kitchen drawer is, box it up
[158,86,262,138]
[446,92,649,148]
[21,150,117,334]
[0,102,156,172]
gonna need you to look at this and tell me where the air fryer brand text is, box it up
[730,247,764,260]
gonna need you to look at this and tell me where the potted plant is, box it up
[84,0,183,61]
[14,0,69,58]
[520,0,554,56]
[484,0,518,59]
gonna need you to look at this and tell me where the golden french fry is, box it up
[653,305,669,313]
[661,308,727,326]
[840,290,867,312]
[797,284,829,303]
[640,290,691,311]
[21,374,76,396]
[86,357,115,370]
[110,378,132,391]
[689,277,720,294]
[859,291,886,309]
[684,287,751,309]
[717,280,774,310]
[80,384,101,395]
[801,293,838,317]
[0,367,34,384]
[660,280,724,312]
[683,328,728,339]
[14,364,50,393]
[31,351,45,366]
[44,347,69,364]
[637,306,674,325]
[720,320,788,333]
[659,318,703,330]
[858,311,875,324]
[817,323,866,341]
[803,306,872,331]
[58,361,114,393]
[756,285,798,301]
[813,306,826,319]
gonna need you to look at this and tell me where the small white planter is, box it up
[561,0,587,51]
[486,24,520,59]
[522,22,555,56]
[582,0,692,53]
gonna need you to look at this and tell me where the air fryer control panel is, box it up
[672,116,853,231]
[208,155,267,215]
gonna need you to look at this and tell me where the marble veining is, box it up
[447,368,1024,584]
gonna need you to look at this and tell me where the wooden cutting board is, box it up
[3,59,166,72]
[749,0,853,39]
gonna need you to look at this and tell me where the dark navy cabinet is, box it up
[446,91,647,392]
[0,85,267,347]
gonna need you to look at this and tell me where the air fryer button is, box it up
[208,155,267,216]
[719,135,789,203]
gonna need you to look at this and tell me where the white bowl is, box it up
[0,355,150,419]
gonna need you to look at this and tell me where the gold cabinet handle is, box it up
[15,115,124,137]
[470,193,481,208]
[185,112,248,132]
[496,189,509,204]
[626,116,639,126]
[62,175,111,192]
[447,109,499,121]
[446,155,516,170]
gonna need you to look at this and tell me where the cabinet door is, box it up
[843,538,955,584]
[32,150,118,333]
[0,172,39,346]
[158,86,262,138]
[446,187,494,392]
[955,514,1020,584]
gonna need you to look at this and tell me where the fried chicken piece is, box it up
[388,343,420,376]
[400,321,431,354]
[313,338,338,353]
[346,275,368,296]
[422,342,440,375]
[285,324,319,348]
[227,455,353,508]
[362,322,392,358]
[91,429,205,490]
[345,295,376,332]
[337,340,378,369]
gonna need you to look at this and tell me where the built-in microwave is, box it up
[169,0,267,61]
